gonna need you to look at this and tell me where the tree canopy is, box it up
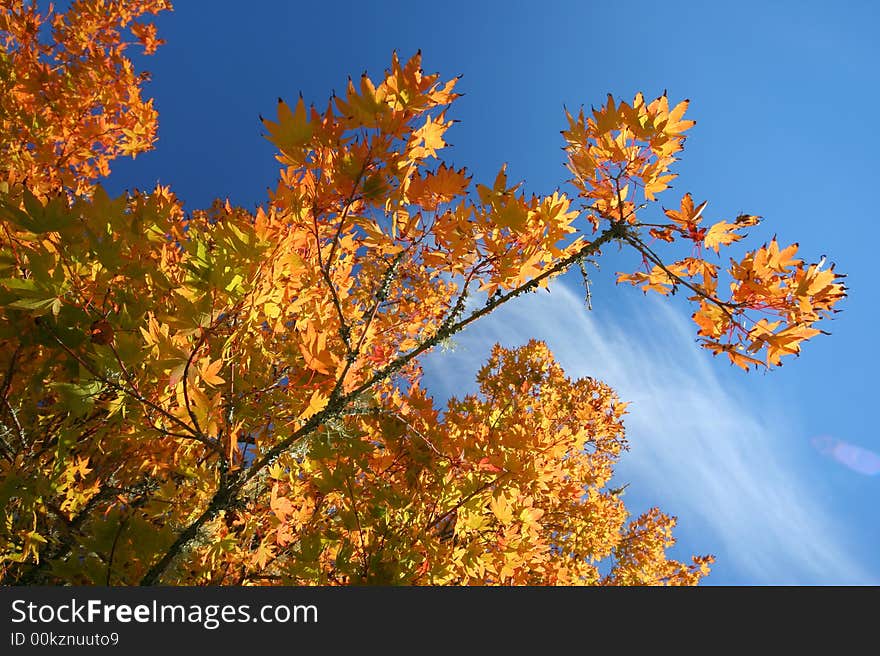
[0,1,845,585]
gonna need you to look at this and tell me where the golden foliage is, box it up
[0,2,843,586]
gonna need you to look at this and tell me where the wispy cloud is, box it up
[421,280,874,584]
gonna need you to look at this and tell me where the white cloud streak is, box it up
[421,281,873,584]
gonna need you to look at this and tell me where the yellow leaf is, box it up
[263,96,313,154]
[704,220,743,254]
[299,389,329,421]
[494,200,529,231]
[251,541,276,569]
[489,494,514,524]
[199,358,225,387]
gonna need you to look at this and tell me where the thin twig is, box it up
[35,318,222,454]
[181,329,209,438]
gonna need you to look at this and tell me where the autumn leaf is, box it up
[489,494,514,524]
[406,163,471,209]
[704,220,743,254]
[130,22,164,55]
[263,96,314,159]
[198,358,225,387]
[299,389,329,421]
[494,199,529,231]
[664,193,707,230]
[298,322,335,375]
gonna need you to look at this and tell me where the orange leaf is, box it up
[704,220,743,254]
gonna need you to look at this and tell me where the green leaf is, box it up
[52,427,79,479]
[7,296,59,315]
[0,191,74,234]
[49,381,104,418]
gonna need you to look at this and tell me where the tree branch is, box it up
[181,328,208,439]
[35,318,223,455]
[622,230,741,322]
[136,223,626,585]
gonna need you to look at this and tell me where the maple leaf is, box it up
[130,22,164,55]
[494,199,530,232]
[755,238,802,273]
[270,484,295,521]
[644,173,677,202]
[198,358,225,387]
[664,193,707,230]
[335,73,391,126]
[406,163,471,210]
[798,266,838,297]
[489,494,514,524]
[663,98,696,136]
[251,541,277,570]
[704,220,743,254]
[415,113,450,156]
[297,322,335,375]
[263,96,313,159]
[298,389,329,421]
[592,94,620,135]
[734,213,761,228]
[692,301,728,338]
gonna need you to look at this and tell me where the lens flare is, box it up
[812,436,880,476]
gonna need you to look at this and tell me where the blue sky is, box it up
[106,0,880,584]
